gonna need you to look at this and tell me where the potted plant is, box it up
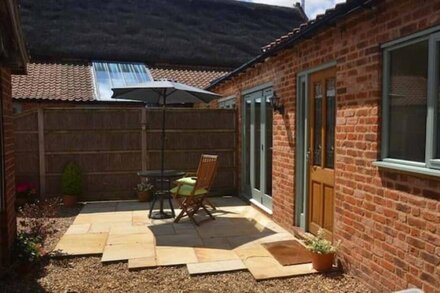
[305,229,340,272]
[134,180,154,202]
[61,162,82,207]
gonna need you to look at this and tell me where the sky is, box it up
[239,0,346,19]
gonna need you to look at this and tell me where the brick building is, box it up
[208,0,440,291]
[0,0,28,266]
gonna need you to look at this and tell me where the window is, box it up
[92,62,152,101]
[218,96,236,109]
[381,28,440,172]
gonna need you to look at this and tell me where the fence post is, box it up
[141,108,147,171]
[37,108,46,197]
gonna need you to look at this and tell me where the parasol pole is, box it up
[159,90,166,213]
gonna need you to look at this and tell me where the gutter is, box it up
[207,0,374,90]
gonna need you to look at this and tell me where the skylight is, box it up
[92,62,152,101]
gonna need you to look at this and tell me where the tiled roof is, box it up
[208,0,372,89]
[12,63,227,102]
[12,63,95,101]
[261,0,373,52]
[150,67,227,89]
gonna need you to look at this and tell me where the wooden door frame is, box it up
[307,67,336,239]
[295,61,336,231]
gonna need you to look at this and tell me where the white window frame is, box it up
[375,26,440,176]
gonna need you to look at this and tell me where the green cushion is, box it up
[170,184,207,196]
[175,177,197,185]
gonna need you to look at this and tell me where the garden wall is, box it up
[14,107,236,201]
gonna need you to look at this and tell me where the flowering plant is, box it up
[16,182,37,199]
[305,229,340,255]
[14,232,43,264]
[134,181,154,192]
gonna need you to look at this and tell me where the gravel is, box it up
[1,205,371,293]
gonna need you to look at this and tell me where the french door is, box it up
[243,87,273,210]
[308,68,336,240]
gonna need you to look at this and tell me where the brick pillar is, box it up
[0,67,17,266]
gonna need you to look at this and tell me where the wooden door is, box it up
[307,67,336,240]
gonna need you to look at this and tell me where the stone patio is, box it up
[54,196,318,280]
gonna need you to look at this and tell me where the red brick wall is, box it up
[212,1,440,292]
[0,67,17,266]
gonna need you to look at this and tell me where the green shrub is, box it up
[15,233,42,263]
[61,162,82,196]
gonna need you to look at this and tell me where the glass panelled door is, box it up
[243,87,273,209]
[308,67,336,240]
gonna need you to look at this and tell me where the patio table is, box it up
[137,170,185,219]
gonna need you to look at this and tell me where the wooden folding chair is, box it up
[170,154,218,225]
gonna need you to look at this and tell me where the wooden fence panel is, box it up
[14,107,236,201]
[15,110,40,191]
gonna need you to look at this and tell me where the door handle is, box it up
[306,149,311,161]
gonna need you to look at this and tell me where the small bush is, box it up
[14,233,43,264]
[61,162,82,196]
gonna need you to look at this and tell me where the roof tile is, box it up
[149,67,227,89]
[12,63,227,102]
[12,63,95,101]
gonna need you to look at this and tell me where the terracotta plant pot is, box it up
[137,191,153,202]
[63,195,78,207]
[311,252,334,272]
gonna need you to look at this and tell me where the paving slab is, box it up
[117,201,150,211]
[148,223,176,236]
[132,211,151,226]
[65,223,91,234]
[128,257,157,269]
[106,233,155,246]
[234,244,273,260]
[110,224,151,235]
[195,247,239,262]
[155,234,203,247]
[54,233,108,255]
[73,211,132,225]
[88,221,133,233]
[155,246,198,266]
[187,259,246,275]
[244,256,317,280]
[101,242,155,262]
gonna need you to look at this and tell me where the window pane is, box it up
[265,96,272,196]
[245,99,251,189]
[313,82,322,166]
[93,62,151,100]
[325,78,336,169]
[437,45,440,158]
[388,41,428,162]
[254,97,261,189]
[94,63,113,100]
